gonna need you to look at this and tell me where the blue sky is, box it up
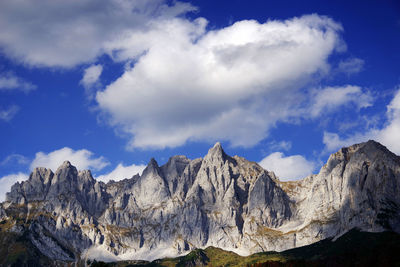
[0,0,399,200]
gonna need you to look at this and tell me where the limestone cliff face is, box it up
[1,140,399,261]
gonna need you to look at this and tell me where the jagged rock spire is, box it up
[141,157,160,177]
[204,141,227,162]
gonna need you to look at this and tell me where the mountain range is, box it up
[0,140,399,265]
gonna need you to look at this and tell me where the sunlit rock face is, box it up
[2,140,400,261]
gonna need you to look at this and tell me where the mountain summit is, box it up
[1,140,399,262]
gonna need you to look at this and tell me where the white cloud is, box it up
[0,154,30,166]
[0,0,195,67]
[259,152,316,181]
[323,87,400,155]
[0,0,371,152]
[97,14,345,149]
[269,141,292,151]
[0,105,19,121]
[80,64,103,99]
[309,85,372,117]
[96,163,146,183]
[337,57,364,74]
[323,132,350,152]
[0,72,36,93]
[30,147,109,171]
[80,64,103,89]
[0,172,28,202]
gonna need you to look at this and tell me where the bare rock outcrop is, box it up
[2,140,400,261]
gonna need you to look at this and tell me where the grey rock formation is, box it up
[1,140,400,262]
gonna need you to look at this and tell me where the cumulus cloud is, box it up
[259,152,316,181]
[30,147,109,171]
[0,72,36,93]
[0,172,28,202]
[0,105,19,121]
[97,14,345,149]
[323,87,400,155]
[0,0,371,151]
[308,85,372,117]
[0,0,195,67]
[96,163,146,183]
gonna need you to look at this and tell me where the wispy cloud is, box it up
[337,57,364,75]
[308,85,373,118]
[0,105,19,121]
[268,141,292,151]
[1,154,30,166]
[323,87,400,155]
[0,72,36,93]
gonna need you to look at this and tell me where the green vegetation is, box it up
[95,229,400,267]
[278,228,400,266]
[0,230,55,266]
[1,225,400,266]
[0,203,71,267]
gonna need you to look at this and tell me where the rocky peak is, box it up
[162,155,190,175]
[6,168,54,203]
[54,160,76,174]
[357,140,400,162]
[30,167,53,185]
[207,141,224,155]
[364,139,390,150]
[133,157,171,208]
[52,160,77,181]
[78,169,93,180]
[161,155,191,195]
[203,142,228,165]
[323,140,399,175]
[141,158,160,176]
[60,160,72,168]
[148,157,158,166]
[77,170,97,193]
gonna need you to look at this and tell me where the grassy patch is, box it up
[152,230,400,267]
